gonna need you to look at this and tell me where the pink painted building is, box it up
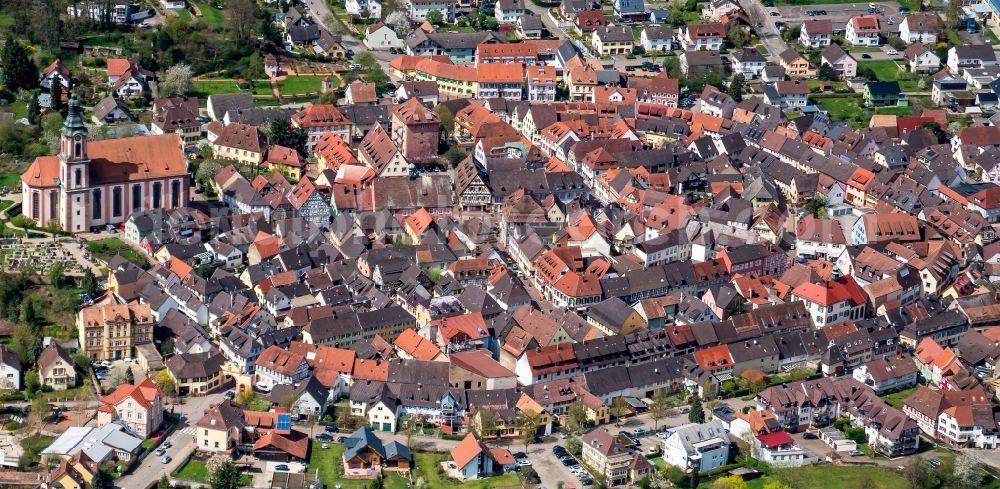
[21,95,189,232]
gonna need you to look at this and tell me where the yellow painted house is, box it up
[586,297,646,336]
[48,451,98,489]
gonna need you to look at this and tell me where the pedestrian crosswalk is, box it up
[179,426,196,436]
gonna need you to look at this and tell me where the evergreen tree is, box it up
[0,38,38,93]
[266,118,307,156]
[27,93,41,124]
[727,74,745,103]
[209,460,242,489]
[688,393,705,423]
[80,269,98,297]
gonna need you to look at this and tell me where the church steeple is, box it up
[61,93,88,163]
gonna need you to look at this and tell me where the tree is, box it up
[154,369,177,396]
[92,468,113,489]
[0,38,38,92]
[49,77,66,117]
[565,437,582,457]
[945,0,964,28]
[403,419,418,450]
[727,74,744,103]
[385,11,413,37]
[473,408,497,439]
[444,145,466,166]
[817,63,837,81]
[902,458,939,489]
[27,94,41,124]
[267,118,307,155]
[356,52,389,87]
[244,52,266,83]
[712,475,748,489]
[157,476,172,489]
[196,158,224,185]
[125,366,135,384]
[515,411,542,453]
[425,10,443,25]
[24,369,40,396]
[727,25,751,50]
[667,1,685,27]
[565,399,588,433]
[159,63,194,97]
[32,395,51,421]
[435,105,455,136]
[688,393,705,423]
[610,396,631,424]
[158,338,175,356]
[80,269,98,297]
[803,194,828,218]
[952,453,984,489]
[725,296,746,317]
[781,25,802,44]
[47,261,65,288]
[226,0,260,44]
[209,459,242,489]
[650,389,669,430]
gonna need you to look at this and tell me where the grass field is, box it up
[176,459,253,485]
[192,79,244,97]
[814,96,869,127]
[765,465,908,489]
[86,237,144,263]
[880,386,919,408]
[0,12,13,28]
[278,76,323,95]
[414,452,521,489]
[0,172,22,187]
[859,60,902,81]
[307,442,409,489]
[191,1,225,28]
[0,201,13,213]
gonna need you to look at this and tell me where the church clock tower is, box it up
[60,94,90,190]
[59,93,91,232]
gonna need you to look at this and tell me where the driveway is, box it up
[116,431,195,489]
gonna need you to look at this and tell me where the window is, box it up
[74,168,82,188]
[32,192,39,219]
[132,185,142,212]
[171,180,180,208]
[92,189,102,220]
[112,187,122,217]
[152,182,162,209]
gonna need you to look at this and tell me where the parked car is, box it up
[154,448,166,457]
[274,464,290,472]
[862,54,872,59]
[927,458,941,467]
[849,450,864,456]
[324,424,338,433]
[886,49,897,55]
[513,452,527,459]
[770,11,780,16]
[161,456,172,464]
[162,442,171,449]
[223,391,235,400]
[316,433,333,442]
[679,406,690,414]
[803,432,818,440]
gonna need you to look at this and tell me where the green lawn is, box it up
[859,60,901,81]
[814,96,870,127]
[176,459,254,485]
[85,237,144,263]
[0,172,21,187]
[0,200,14,213]
[278,76,324,95]
[307,441,409,489]
[769,465,908,489]
[246,396,273,412]
[175,7,193,21]
[192,79,244,97]
[414,452,520,489]
[0,12,13,28]
[875,105,918,116]
[880,386,918,408]
[191,1,225,28]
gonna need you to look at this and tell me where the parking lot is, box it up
[775,2,904,35]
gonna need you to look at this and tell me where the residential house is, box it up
[779,49,815,78]
[763,81,810,110]
[581,428,652,485]
[899,13,939,44]
[851,355,920,395]
[799,19,833,48]
[212,123,267,166]
[679,23,725,51]
[641,26,674,52]
[592,26,635,56]
[864,81,903,108]
[38,343,77,391]
[662,421,730,473]
[845,15,881,47]
[821,44,857,79]
[732,48,768,79]
[904,43,940,73]
[96,379,164,438]
[614,0,647,22]
[365,22,403,50]
[0,345,21,391]
[495,0,526,24]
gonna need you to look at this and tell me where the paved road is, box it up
[114,392,225,489]
[524,1,570,40]
[747,0,789,62]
